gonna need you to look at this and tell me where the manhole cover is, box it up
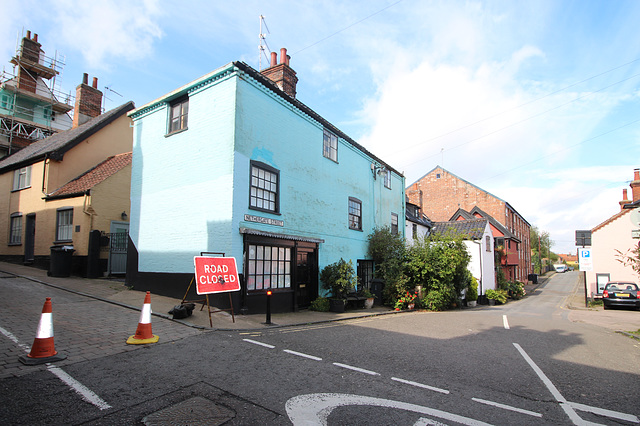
[142,396,235,425]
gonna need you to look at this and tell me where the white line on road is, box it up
[502,315,510,330]
[472,397,542,418]
[0,325,111,411]
[242,338,275,348]
[333,362,380,376]
[47,366,111,410]
[391,377,450,394]
[283,349,322,361]
[568,401,640,423]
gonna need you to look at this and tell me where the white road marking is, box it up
[0,325,111,411]
[242,338,275,348]
[513,343,638,425]
[284,349,323,361]
[568,401,639,423]
[472,397,541,418]
[47,366,112,410]
[286,393,493,426]
[502,315,510,330]
[391,377,450,394]
[333,362,380,376]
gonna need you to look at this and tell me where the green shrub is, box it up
[508,281,525,300]
[320,258,358,299]
[466,276,478,302]
[486,289,508,304]
[421,289,452,311]
[310,297,330,312]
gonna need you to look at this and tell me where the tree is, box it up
[615,242,640,278]
[530,226,555,273]
[367,226,407,305]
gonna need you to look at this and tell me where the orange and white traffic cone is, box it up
[19,297,67,365]
[126,291,159,344]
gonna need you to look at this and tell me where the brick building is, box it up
[407,166,532,283]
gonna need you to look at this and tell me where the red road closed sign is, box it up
[194,256,241,295]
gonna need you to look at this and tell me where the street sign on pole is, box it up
[578,248,593,272]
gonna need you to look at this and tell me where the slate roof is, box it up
[45,152,132,200]
[450,206,520,242]
[431,219,488,240]
[0,101,134,173]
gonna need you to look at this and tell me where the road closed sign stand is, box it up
[181,256,241,326]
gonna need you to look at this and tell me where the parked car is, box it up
[602,282,640,310]
[553,264,567,273]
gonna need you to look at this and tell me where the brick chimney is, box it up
[16,30,42,93]
[260,48,298,98]
[72,73,103,128]
[630,168,640,203]
[620,188,632,210]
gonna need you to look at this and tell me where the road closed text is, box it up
[194,257,241,294]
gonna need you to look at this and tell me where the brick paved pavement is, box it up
[0,273,207,379]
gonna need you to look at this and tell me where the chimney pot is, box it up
[280,48,287,65]
[26,30,31,39]
[92,77,98,88]
[623,189,629,200]
[270,52,277,67]
[82,73,88,85]
[34,34,38,43]
[635,168,640,181]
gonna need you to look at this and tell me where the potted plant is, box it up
[466,277,478,307]
[361,288,376,309]
[320,258,358,313]
[394,291,418,311]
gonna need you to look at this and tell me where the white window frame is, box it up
[323,129,338,162]
[56,208,73,242]
[348,197,362,231]
[12,166,31,191]
[9,213,22,245]
[168,97,189,134]
[249,161,279,213]
[391,213,398,234]
[384,170,391,189]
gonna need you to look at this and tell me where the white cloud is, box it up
[52,0,164,69]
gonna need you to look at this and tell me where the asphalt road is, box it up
[1,271,639,425]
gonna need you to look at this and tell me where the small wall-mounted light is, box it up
[370,162,387,179]
[121,211,127,221]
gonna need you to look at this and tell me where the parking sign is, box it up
[578,248,593,271]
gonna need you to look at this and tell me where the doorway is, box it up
[295,245,318,309]
[24,214,35,264]
[108,221,129,275]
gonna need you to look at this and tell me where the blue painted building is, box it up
[127,50,405,313]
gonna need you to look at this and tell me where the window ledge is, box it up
[165,127,188,137]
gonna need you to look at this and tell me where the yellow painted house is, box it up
[0,101,134,276]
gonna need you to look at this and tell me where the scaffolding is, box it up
[0,30,74,155]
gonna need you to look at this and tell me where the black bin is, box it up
[528,273,538,284]
[49,245,75,277]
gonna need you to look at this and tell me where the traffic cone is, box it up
[126,291,159,344]
[19,297,67,365]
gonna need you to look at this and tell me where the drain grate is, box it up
[142,396,235,425]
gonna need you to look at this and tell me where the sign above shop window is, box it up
[244,214,284,227]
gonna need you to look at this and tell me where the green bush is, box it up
[421,288,452,311]
[320,258,358,299]
[486,289,508,304]
[508,281,525,300]
[466,276,478,302]
[310,297,330,312]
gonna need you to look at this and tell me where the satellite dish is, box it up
[630,208,640,227]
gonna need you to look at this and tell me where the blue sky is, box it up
[2,0,640,254]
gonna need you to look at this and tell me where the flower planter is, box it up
[488,299,495,306]
[364,298,374,309]
[467,300,477,307]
